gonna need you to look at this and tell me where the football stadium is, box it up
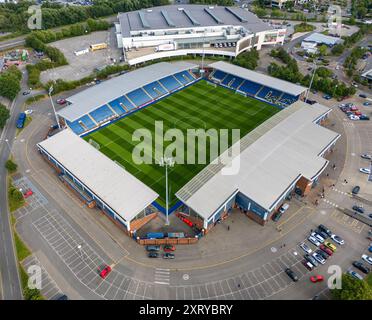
[37,61,340,238]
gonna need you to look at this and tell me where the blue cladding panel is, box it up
[89,105,114,123]
[159,76,181,91]
[174,71,193,85]
[143,81,168,99]
[127,88,152,107]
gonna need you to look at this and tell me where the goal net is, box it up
[206,81,217,88]
[88,139,100,150]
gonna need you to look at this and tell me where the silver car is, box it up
[312,252,326,265]
[308,236,321,247]
[299,242,312,254]
[311,232,325,243]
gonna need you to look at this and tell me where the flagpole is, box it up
[49,86,60,129]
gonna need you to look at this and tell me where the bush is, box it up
[294,23,315,33]
[233,49,260,70]
[0,103,10,129]
[5,159,17,173]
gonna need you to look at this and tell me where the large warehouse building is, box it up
[115,5,286,65]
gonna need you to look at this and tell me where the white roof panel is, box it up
[208,61,307,96]
[37,130,158,222]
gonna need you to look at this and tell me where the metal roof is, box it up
[37,129,158,222]
[209,61,307,96]
[176,101,340,219]
[302,33,343,46]
[118,5,270,37]
[57,61,198,122]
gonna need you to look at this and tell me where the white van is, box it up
[279,203,289,214]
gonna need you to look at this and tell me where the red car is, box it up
[319,244,333,256]
[23,189,33,198]
[354,111,362,116]
[310,275,324,283]
[98,265,111,279]
[56,98,66,105]
[164,245,176,252]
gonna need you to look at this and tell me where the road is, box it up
[0,73,31,300]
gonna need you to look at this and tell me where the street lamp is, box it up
[48,86,60,129]
[305,60,318,103]
[159,156,175,226]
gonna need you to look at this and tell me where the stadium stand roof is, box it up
[176,101,340,220]
[37,130,158,222]
[209,61,307,96]
[302,33,343,46]
[57,61,198,122]
[118,5,270,37]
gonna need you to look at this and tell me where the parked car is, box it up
[163,245,176,252]
[285,268,299,282]
[330,234,344,245]
[302,260,314,271]
[318,224,332,237]
[349,114,359,120]
[299,242,312,254]
[22,91,30,96]
[311,232,325,243]
[312,252,326,265]
[146,245,160,251]
[163,253,175,259]
[369,214,372,219]
[305,254,319,267]
[308,235,321,247]
[360,115,370,120]
[24,109,33,115]
[148,252,159,258]
[56,98,66,105]
[319,244,333,256]
[360,168,371,174]
[272,211,283,222]
[359,94,367,98]
[279,203,289,214]
[316,249,329,260]
[323,94,332,100]
[347,270,363,280]
[353,205,365,214]
[352,186,360,195]
[23,189,33,198]
[315,229,329,240]
[351,106,358,111]
[361,154,372,160]
[352,261,370,274]
[363,102,371,106]
[362,254,372,265]
[310,275,324,283]
[324,241,337,252]
[98,265,111,279]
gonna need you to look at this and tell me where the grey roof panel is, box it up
[57,61,197,122]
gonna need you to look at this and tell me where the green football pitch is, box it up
[85,80,280,206]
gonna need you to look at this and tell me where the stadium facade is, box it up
[115,5,286,65]
[39,61,339,236]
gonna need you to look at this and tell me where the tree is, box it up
[9,187,24,203]
[318,45,328,57]
[331,44,345,56]
[5,159,17,173]
[233,49,260,70]
[331,274,372,300]
[0,103,10,129]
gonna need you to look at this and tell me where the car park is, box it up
[312,252,326,265]
[146,245,160,251]
[362,254,372,265]
[311,232,325,243]
[324,241,337,252]
[299,242,312,254]
[98,265,111,279]
[360,168,371,174]
[316,249,329,260]
[352,186,360,195]
[352,261,370,274]
[148,252,159,258]
[308,235,321,247]
[330,234,344,245]
[302,260,314,271]
[319,244,333,256]
[285,268,299,282]
[305,254,319,267]
[163,253,175,259]
[318,224,332,237]
[310,275,324,283]
[352,205,365,214]
[347,270,363,280]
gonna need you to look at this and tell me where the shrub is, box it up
[5,159,17,173]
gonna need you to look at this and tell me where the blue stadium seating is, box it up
[108,98,126,115]
[238,80,262,96]
[67,115,96,135]
[257,86,283,102]
[67,120,84,135]
[89,105,115,123]
[221,74,235,86]
[279,93,298,105]
[126,88,152,107]
[159,76,182,92]
[173,71,194,85]
[212,70,227,81]
[143,81,168,99]
[230,77,244,90]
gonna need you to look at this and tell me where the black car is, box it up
[352,186,360,195]
[318,224,332,237]
[352,205,365,214]
[55,294,68,300]
[316,249,329,260]
[359,94,367,98]
[316,228,329,240]
[369,214,372,219]
[305,254,319,267]
[163,253,175,259]
[352,261,370,274]
[285,268,299,282]
[148,252,159,258]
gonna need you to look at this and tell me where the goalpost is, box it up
[206,81,217,88]
[88,139,101,150]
